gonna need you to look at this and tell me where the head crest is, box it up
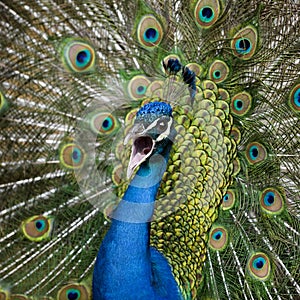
[136,102,172,122]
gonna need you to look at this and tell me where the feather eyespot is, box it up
[60,38,96,72]
[260,187,285,214]
[222,189,235,210]
[231,26,258,60]
[245,142,267,165]
[209,226,228,250]
[21,215,53,241]
[247,252,271,281]
[209,60,229,83]
[230,92,252,116]
[288,83,300,113]
[128,75,151,100]
[137,15,164,49]
[59,143,86,170]
[57,284,90,300]
[194,0,221,28]
[88,111,120,136]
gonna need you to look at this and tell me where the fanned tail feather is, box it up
[0,0,299,299]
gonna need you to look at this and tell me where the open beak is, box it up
[125,125,155,179]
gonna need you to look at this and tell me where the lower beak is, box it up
[126,135,155,179]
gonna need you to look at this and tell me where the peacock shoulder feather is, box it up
[0,0,299,299]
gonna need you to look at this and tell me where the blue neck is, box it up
[93,153,182,299]
[113,154,167,223]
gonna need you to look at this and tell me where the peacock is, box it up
[0,0,299,299]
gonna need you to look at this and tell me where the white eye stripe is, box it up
[144,116,168,132]
[144,118,160,132]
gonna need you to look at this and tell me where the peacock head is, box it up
[125,101,176,178]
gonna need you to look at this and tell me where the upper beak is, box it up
[125,124,155,179]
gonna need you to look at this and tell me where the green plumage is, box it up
[0,0,299,299]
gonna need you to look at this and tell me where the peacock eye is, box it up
[231,25,258,60]
[157,121,167,131]
[21,215,53,241]
[59,38,96,73]
[57,283,90,300]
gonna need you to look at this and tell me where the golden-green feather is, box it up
[0,0,299,299]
